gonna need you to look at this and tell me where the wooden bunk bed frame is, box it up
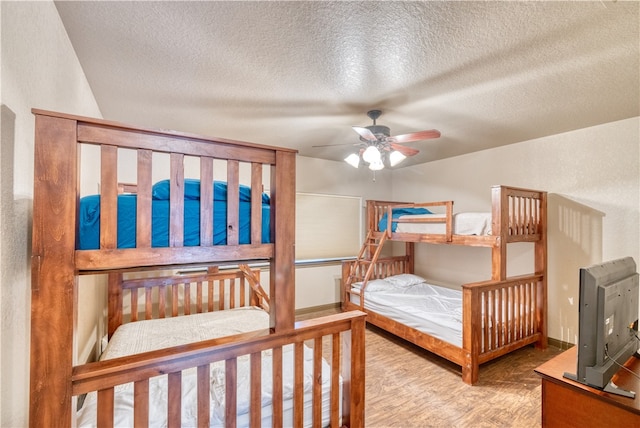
[29,109,366,427]
[342,185,547,385]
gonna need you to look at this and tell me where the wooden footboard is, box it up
[73,311,366,427]
[341,256,412,310]
[461,273,546,384]
[341,258,547,385]
[108,266,267,338]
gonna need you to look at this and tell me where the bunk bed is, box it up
[342,185,547,385]
[29,109,366,427]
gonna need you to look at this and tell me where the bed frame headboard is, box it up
[30,109,297,424]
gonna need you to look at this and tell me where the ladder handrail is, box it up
[344,231,389,310]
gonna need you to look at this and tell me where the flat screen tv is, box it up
[564,257,639,398]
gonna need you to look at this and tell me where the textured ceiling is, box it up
[54,1,639,168]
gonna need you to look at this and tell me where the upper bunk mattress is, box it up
[78,179,271,249]
[351,274,463,347]
[381,212,492,235]
[76,307,336,427]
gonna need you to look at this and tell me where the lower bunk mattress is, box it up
[351,274,463,347]
[76,307,337,427]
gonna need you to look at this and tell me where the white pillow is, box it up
[352,278,391,292]
[384,273,426,287]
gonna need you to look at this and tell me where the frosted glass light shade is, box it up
[362,145,381,163]
[344,153,360,168]
[369,159,384,171]
[389,150,406,167]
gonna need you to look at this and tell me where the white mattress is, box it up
[77,307,337,427]
[351,274,463,347]
[394,212,492,235]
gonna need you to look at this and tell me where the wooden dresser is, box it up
[534,346,640,427]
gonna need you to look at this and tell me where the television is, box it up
[564,257,639,398]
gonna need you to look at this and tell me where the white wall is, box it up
[293,155,393,308]
[391,117,640,345]
[0,2,102,426]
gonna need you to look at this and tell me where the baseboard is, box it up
[295,302,341,316]
[547,337,575,350]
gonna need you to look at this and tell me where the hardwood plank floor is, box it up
[298,308,566,427]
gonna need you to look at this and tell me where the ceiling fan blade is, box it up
[390,143,420,157]
[352,126,378,143]
[390,129,441,144]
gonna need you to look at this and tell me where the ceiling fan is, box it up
[315,110,441,170]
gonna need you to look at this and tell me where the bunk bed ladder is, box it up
[344,230,389,307]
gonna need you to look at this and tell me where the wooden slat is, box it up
[331,333,340,428]
[249,352,262,427]
[218,280,225,311]
[130,288,139,322]
[196,281,203,313]
[208,280,214,312]
[145,287,153,320]
[200,157,214,246]
[171,284,179,317]
[197,365,210,426]
[133,380,149,427]
[293,342,304,427]
[158,285,166,318]
[100,145,118,249]
[225,358,238,428]
[313,337,323,427]
[169,153,184,247]
[97,388,115,428]
[136,149,153,248]
[167,372,181,428]
[184,282,191,315]
[272,346,283,426]
[251,162,263,245]
[227,160,240,246]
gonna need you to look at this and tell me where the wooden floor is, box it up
[298,308,566,428]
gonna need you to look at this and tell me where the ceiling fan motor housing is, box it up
[365,125,390,139]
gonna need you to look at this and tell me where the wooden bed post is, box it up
[535,191,548,349]
[30,114,78,427]
[461,286,480,385]
[269,150,296,331]
[491,185,507,281]
[107,273,123,339]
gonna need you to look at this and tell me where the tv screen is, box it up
[564,257,639,398]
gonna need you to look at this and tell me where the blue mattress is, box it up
[77,180,270,249]
[378,207,432,232]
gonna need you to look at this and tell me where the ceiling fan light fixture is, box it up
[344,153,360,168]
[368,159,384,171]
[362,145,381,163]
[389,150,407,167]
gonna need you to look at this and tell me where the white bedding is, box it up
[395,212,492,235]
[351,275,463,347]
[77,307,337,427]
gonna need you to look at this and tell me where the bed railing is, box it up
[108,267,267,338]
[341,256,413,309]
[72,311,366,428]
[367,200,454,241]
[492,185,546,243]
[461,273,546,383]
[366,186,546,246]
